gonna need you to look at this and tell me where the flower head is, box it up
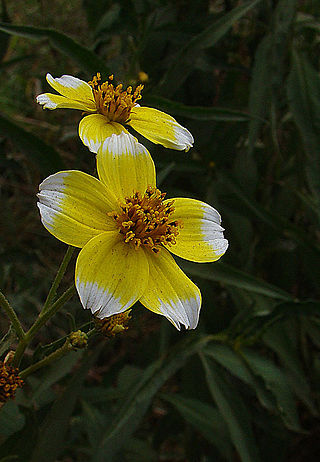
[36,73,194,154]
[37,133,228,330]
[94,311,132,337]
[0,361,24,404]
[68,330,88,350]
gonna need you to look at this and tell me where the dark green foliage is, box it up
[1,0,320,461]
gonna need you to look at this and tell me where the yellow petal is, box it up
[36,93,96,111]
[128,106,194,151]
[46,73,96,107]
[140,249,201,330]
[76,233,149,318]
[97,132,156,202]
[165,198,228,262]
[37,170,117,248]
[79,114,128,153]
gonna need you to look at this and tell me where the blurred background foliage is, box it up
[1,0,320,460]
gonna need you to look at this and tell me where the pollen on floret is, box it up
[88,73,144,124]
[108,186,183,253]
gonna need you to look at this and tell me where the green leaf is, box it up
[203,344,277,412]
[81,400,110,448]
[0,22,108,75]
[162,393,233,459]
[221,173,320,255]
[243,349,302,431]
[30,352,80,406]
[263,320,316,414]
[0,1,10,62]
[0,401,25,438]
[94,3,121,38]
[0,326,16,357]
[158,0,263,95]
[92,335,212,462]
[201,355,261,462]
[247,35,273,157]
[252,301,320,327]
[248,0,297,155]
[124,438,158,462]
[0,54,34,71]
[30,347,101,462]
[287,50,320,205]
[0,456,19,462]
[0,112,64,175]
[145,95,251,121]
[180,260,293,301]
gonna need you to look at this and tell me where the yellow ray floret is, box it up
[37,133,227,330]
[37,72,194,153]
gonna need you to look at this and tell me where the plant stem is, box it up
[20,339,72,379]
[0,290,25,340]
[42,246,75,314]
[13,285,76,366]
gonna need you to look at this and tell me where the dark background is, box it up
[1,0,320,461]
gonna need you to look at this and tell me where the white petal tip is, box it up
[36,94,57,109]
[173,126,194,151]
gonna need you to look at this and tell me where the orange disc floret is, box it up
[0,361,24,404]
[109,187,183,253]
[88,73,144,123]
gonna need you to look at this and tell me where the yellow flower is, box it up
[36,73,194,154]
[37,134,228,329]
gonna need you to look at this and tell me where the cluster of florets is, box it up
[0,361,23,404]
[94,311,132,337]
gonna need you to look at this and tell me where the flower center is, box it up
[88,73,143,123]
[109,187,182,253]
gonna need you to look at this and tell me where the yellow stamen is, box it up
[109,187,183,253]
[88,73,144,123]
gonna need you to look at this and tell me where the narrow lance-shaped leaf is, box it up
[92,335,213,462]
[0,112,64,175]
[221,173,320,255]
[242,348,302,431]
[161,393,233,459]
[180,260,293,301]
[247,0,297,156]
[203,344,277,412]
[145,95,251,121]
[30,347,101,462]
[0,22,108,75]
[201,354,261,462]
[158,0,263,96]
[0,0,10,62]
[287,49,320,205]
[263,320,316,414]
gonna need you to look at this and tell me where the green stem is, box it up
[13,285,76,366]
[0,290,25,340]
[42,246,75,314]
[87,328,98,338]
[20,339,71,379]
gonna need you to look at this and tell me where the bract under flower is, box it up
[37,133,228,330]
[37,72,194,154]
